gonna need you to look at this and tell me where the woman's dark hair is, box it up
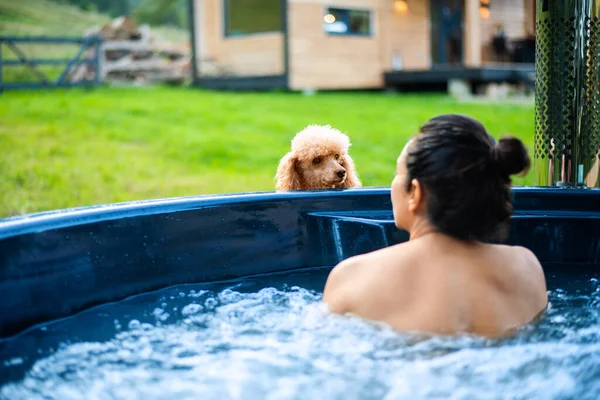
[404,114,530,242]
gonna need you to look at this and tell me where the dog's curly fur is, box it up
[275,125,362,190]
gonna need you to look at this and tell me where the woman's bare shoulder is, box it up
[493,244,543,270]
[513,245,546,287]
[322,254,367,313]
[325,242,416,285]
[327,242,420,291]
[337,240,416,266]
[322,242,418,312]
[492,244,547,299]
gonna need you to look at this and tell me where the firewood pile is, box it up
[71,16,191,85]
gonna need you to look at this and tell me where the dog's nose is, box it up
[336,170,346,178]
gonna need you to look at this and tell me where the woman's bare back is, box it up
[323,114,548,338]
[322,233,548,338]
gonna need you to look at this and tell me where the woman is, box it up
[322,114,548,338]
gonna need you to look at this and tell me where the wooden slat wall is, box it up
[288,1,383,90]
[524,0,535,35]
[386,0,431,71]
[192,0,534,88]
[194,0,284,77]
[480,0,528,62]
[288,0,431,90]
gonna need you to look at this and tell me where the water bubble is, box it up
[128,319,141,330]
[140,323,154,331]
[204,297,218,310]
[218,289,243,304]
[3,358,23,367]
[152,308,170,322]
[181,304,202,316]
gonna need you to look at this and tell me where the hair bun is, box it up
[491,136,531,178]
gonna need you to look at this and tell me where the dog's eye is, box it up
[334,154,339,160]
[312,157,321,165]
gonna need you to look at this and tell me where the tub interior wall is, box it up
[0,188,599,338]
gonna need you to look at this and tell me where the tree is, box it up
[132,0,188,28]
[46,0,126,17]
[45,0,188,28]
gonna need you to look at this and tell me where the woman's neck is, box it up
[408,218,439,240]
[409,220,483,247]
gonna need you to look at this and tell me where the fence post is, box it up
[56,38,91,84]
[94,36,102,85]
[97,37,106,82]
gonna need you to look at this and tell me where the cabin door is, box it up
[430,0,464,65]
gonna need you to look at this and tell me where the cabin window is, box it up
[323,8,372,36]
[224,0,282,37]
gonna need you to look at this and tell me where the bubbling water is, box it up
[1,268,600,400]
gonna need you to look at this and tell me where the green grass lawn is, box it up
[0,87,534,217]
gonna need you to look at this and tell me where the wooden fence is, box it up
[0,36,102,91]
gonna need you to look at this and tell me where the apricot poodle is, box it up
[275,125,362,191]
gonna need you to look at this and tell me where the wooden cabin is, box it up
[189,0,536,91]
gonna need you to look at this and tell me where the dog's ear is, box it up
[341,154,362,188]
[275,152,303,190]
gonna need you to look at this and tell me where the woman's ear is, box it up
[275,152,302,190]
[407,178,424,213]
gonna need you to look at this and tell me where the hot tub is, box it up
[0,187,599,399]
